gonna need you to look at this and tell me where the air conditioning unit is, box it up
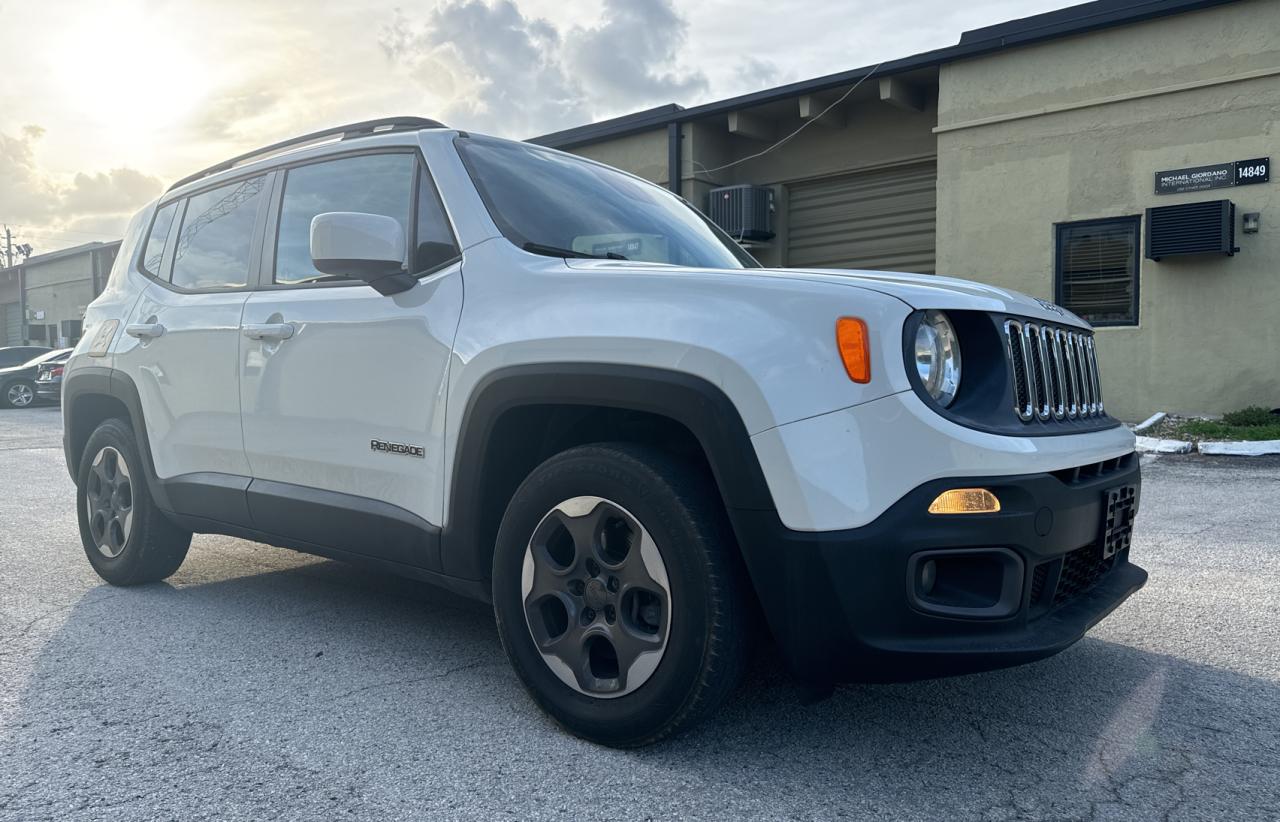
[708,184,774,242]
[1145,199,1237,261]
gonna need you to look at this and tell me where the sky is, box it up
[0,0,1079,257]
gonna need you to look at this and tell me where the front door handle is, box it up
[125,323,165,339]
[242,322,296,342]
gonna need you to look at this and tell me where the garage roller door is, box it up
[1,302,20,346]
[787,159,936,273]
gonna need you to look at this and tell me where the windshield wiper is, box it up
[522,241,627,260]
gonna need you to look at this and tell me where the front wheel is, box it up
[76,418,192,585]
[3,379,35,408]
[493,443,749,747]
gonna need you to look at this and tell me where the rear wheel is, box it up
[493,443,749,747]
[3,380,35,408]
[76,418,192,585]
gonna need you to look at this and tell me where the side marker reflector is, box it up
[836,317,871,384]
[928,488,1001,515]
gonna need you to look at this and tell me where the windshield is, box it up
[456,136,759,269]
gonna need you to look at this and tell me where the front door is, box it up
[237,151,463,569]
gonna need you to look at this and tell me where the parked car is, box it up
[61,117,1143,747]
[0,345,51,368]
[34,350,74,404]
[2,348,72,408]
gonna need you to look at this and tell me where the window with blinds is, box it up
[1054,216,1140,327]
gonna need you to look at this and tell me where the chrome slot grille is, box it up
[1003,319,1104,423]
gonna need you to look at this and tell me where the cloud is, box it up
[62,168,164,216]
[0,126,61,222]
[191,88,283,142]
[379,0,704,137]
[565,0,708,103]
[733,57,786,94]
[0,126,162,252]
[379,1,585,137]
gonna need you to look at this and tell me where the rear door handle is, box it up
[125,323,165,339]
[241,322,295,342]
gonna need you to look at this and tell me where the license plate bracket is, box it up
[1100,484,1137,559]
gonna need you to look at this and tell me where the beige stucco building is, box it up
[534,0,1277,421]
[0,241,120,348]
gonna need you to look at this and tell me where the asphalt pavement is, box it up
[1,405,1277,820]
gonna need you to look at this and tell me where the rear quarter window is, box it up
[141,201,179,277]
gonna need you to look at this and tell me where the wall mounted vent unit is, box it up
[708,184,774,242]
[1145,199,1236,261]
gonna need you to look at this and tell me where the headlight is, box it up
[913,310,962,407]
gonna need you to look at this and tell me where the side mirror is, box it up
[310,212,415,295]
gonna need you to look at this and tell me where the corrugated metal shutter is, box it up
[787,159,936,273]
[1,302,21,346]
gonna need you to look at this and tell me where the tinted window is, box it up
[141,202,179,277]
[275,154,416,285]
[1055,217,1140,327]
[170,176,267,290]
[415,170,459,273]
[0,348,42,367]
[456,136,758,269]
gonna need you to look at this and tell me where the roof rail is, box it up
[167,116,447,192]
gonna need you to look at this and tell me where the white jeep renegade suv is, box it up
[62,117,1144,747]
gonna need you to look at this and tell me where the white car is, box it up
[62,117,1144,747]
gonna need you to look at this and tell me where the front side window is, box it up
[141,201,179,277]
[415,170,460,273]
[456,136,758,269]
[170,176,267,290]
[1055,217,1140,326]
[275,154,418,285]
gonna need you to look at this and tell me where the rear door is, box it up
[116,175,269,484]
[237,151,462,569]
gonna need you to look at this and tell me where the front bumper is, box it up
[731,453,1145,682]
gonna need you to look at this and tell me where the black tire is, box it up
[76,418,192,585]
[493,443,749,747]
[3,379,36,409]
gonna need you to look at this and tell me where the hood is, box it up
[561,259,1089,329]
[761,267,1091,329]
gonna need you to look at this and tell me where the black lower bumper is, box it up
[731,453,1145,683]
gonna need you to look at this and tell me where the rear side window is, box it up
[274,154,416,285]
[170,176,267,290]
[141,202,179,277]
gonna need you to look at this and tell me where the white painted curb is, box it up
[1197,440,1280,456]
[1135,435,1193,454]
[1132,412,1167,434]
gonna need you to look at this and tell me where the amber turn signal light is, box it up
[836,317,871,384]
[928,488,1001,514]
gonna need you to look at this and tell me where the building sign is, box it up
[1155,157,1270,195]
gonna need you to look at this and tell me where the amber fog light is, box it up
[928,488,1001,515]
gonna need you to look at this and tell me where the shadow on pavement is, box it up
[5,548,1277,820]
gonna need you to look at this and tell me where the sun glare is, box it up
[49,5,210,136]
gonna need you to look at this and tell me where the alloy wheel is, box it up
[85,446,134,558]
[521,496,672,698]
[7,383,33,407]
